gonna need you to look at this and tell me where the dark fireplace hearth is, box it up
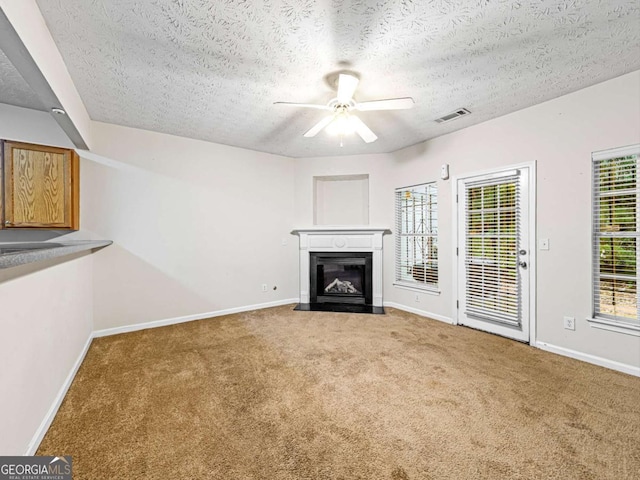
[294,251,383,314]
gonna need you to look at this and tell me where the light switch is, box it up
[539,238,549,250]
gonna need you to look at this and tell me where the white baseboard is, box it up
[536,341,640,377]
[24,333,94,456]
[93,298,299,338]
[384,301,454,325]
[387,304,639,377]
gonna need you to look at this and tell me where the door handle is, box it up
[519,261,527,269]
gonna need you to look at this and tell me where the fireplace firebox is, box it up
[310,252,373,305]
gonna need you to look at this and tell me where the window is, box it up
[395,183,438,292]
[591,144,640,334]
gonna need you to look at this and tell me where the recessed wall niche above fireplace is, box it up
[291,228,390,314]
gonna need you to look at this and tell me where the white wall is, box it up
[0,104,93,455]
[294,71,640,369]
[0,254,93,455]
[83,122,298,330]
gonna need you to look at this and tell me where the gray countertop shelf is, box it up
[0,240,113,269]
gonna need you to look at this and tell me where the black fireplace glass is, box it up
[310,252,373,305]
[320,263,364,295]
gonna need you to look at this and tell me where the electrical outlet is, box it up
[563,316,575,330]
[415,294,420,303]
[261,284,268,292]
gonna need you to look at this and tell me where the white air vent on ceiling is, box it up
[435,108,471,123]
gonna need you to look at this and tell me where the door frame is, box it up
[451,161,537,345]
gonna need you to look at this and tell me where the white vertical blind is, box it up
[395,183,438,290]
[593,146,640,323]
[464,174,521,326]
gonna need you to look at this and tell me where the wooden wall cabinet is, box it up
[1,141,79,230]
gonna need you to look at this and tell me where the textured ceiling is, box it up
[33,0,640,158]
[0,48,45,111]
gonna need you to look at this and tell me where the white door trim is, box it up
[451,161,537,345]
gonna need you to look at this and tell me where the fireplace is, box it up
[310,252,373,305]
[291,228,389,314]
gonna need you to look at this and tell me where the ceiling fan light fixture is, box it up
[325,112,357,136]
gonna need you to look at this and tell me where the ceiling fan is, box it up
[275,73,414,144]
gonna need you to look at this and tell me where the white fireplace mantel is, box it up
[291,227,391,307]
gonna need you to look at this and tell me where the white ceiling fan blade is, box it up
[304,115,334,137]
[274,102,332,110]
[355,97,415,111]
[336,74,359,104]
[350,115,377,143]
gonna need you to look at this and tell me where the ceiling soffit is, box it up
[0,48,45,111]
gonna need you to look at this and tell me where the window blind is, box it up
[593,146,640,324]
[395,183,438,290]
[464,174,521,326]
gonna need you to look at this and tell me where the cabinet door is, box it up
[2,141,79,229]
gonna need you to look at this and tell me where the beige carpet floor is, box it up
[38,306,640,479]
